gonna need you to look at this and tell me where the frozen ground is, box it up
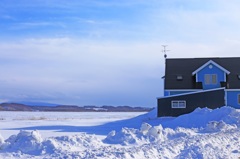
[0,111,144,139]
[0,107,240,159]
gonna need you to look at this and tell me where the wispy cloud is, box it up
[0,0,161,40]
[9,22,65,30]
[0,38,164,106]
[1,0,240,106]
[146,0,240,43]
[0,15,15,20]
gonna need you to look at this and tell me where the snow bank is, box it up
[0,106,239,158]
[158,106,240,129]
[0,130,102,158]
[203,121,237,132]
[103,123,197,145]
[104,128,141,145]
[4,130,43,155]
[104,106,240,145]
[193,106,240,126]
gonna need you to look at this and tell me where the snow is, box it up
[0,106,240,158]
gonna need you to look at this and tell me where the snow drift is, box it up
[0,106,239,159]
[103,123,197,145]
[157,106,240,128]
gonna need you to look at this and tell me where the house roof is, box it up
[164,57,240,89]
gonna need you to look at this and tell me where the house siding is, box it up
[196,64,225,90]
[164,90,201,96]
[225,90,240,108]
[157,88,225,117]
[169,91,195,96]
[164,91,170,96]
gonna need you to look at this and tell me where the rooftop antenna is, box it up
[162,45,169,59]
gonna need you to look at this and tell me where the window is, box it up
[171,101,186,108]
[205,74,217,85]
[238,94,240,105]
[205,74,211,84]
[212,74,217,84]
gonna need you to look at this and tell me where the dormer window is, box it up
[205,74,217,85]
[176,75,183,81]
[192,60,230,84]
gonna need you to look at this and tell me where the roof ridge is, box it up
[166,57,240,60]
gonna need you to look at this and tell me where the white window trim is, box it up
[192,60,230,76]
[225,91,228,106]
[171,100,186,108]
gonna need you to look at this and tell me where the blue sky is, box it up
[1,0,240,107]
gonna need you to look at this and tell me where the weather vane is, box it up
[162,45,170,59]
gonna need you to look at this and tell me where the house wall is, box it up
[196,64,225,90]
[225,90,240,108]
[164,90,197,96]
[158,88,225,117]
[164,91,170,96]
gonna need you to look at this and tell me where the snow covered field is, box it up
[0,107,240,159]
[0,111,144,139]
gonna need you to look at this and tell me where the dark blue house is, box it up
[157,57,240,117]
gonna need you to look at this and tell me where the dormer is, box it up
[192,60,230,90]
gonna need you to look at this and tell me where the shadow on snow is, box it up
[4,110,161,136]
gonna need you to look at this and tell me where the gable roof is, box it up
[192,60,230,75]
[164,57,240,89]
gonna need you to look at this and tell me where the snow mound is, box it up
[203,121,237,132]
[140,122,152,133]
[193,106,240,125]
[159,106,240,129]
[1,130,102,157]
[103,128,141,145]
[104,106,240,146]
[4,130,43,155]
[103,123,197,145]
[0,133,4,150]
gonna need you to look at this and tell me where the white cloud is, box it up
[2,0,240,106]
[1,35,240,105]
[145,0,240,44]
[0,38,164,106]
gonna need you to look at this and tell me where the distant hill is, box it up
[0,103,153,112]
[0,103,34,111]
[16,101,59,107]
